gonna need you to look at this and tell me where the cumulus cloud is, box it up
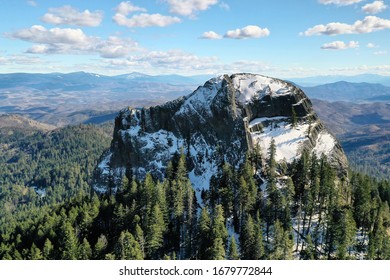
[362,1,388,14]
[165,0,218,17]
[367,42,377,48]
[108,49,219,72]
[41,5,103,27]
[9,25,139,58]
[224,25,270,39]
[321,40,359,50]
[318,0,363,6]
[115,1,146,14]
[10,25,90,45]
[200,31,222,39]
[96,36,140,58]
[113,13,181,28]
[113,2,180,27]
[301,16,390,36]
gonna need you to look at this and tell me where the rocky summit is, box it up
[94,73,348,195]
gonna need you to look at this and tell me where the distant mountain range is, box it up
[1,72,390,126]
[301,81,390,102]
[0,72,211,126]
[288,74,390,87]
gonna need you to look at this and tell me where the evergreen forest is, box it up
[0,123,389,260]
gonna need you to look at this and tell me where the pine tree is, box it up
[270,220,292,260]
[29,243,43,260]
[93,234,108,259]
[301,234,315,260]
[198,207,212,259]
[336,208,356,259]
[227,236,239,260]
[210,237,226,260]
[219,163,234,220]
[146,204,165,259]
[240,215,256,260]
[212,204,228,245]
[115,230,143,260]
[42,238,54,260]
[60,221,79,260]
[79,238,92,260]
[291,106,298,128]
[134,223,145,258]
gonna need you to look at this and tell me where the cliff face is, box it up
[94,73,348,193]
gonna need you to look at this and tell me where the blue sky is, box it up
[0,0,390,77]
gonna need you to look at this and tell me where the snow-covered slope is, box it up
[94,73,348,195]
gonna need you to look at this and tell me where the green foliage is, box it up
[0,123,389,260]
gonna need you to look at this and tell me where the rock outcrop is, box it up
[94,73,348,194]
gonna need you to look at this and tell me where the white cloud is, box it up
[108,49,219,72]
[0,54,43,65]
[329,64,390,75]
[362,1,388,14]
[301,16,390,36]
[27,44,50,54]
[9,25,139,58]
[27,1,37,7]
[367,42,377,48]
[166,0,218,17]
[374,50,388,55]
[113,13,181,28]
[321,40,359,50]
[200,31,222,39]
[318,0,363,6]
[113,2,180,27]
[115,1,146,14]
[219,2,230,10]
[96,36,141,58]
[10,25,90,45]
[224,25,270,39]
[41,5,103,27]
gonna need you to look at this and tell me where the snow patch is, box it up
[232,74,292,104]
[250,117,310,163]
[313,131,336,158]
[98,153,112,175]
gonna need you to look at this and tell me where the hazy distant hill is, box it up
[302,81,390,102]
[0,72,209,126]
[289,74,390,87]
[312,99,389,179]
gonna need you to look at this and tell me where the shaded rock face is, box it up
[95,73,348,193]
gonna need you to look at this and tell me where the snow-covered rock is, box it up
[94,73,348,194]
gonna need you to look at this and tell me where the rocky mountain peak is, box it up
[94,73,348,194]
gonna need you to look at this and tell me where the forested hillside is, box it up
[1,127,389,260]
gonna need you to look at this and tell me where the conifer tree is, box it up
[210,237,226,260]
[93,234,108,259]
[270,220,292,260]
[198,207,212,259]
[253,215,265,260]
[79,238,92,260]
[228,236,239,260]
[29,243,43,260]
[60,221,79,260]
[134,223,145,258]
[291,106,298,128]
[43,238,54,260]
[240,215,256,259]
[212,204,228,245]
[146,204,165,259]
[115,230,143,260]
